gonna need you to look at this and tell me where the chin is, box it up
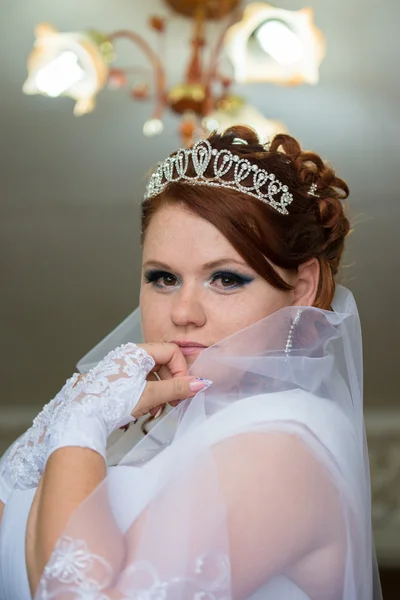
[185,355,199,367]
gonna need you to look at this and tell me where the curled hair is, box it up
[141,125,350,310]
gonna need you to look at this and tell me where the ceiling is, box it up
[1,0,399,417]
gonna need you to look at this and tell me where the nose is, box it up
[171,285,206,328]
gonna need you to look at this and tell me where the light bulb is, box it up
[143,118,164,137]
[35,51,85,97]
[202,116,220,131]
[256,20,305,65]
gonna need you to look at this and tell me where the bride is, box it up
[0,126,381,599]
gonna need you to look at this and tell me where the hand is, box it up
[45,343,212,462]
[133,342,212,419]
[0,343,211,493]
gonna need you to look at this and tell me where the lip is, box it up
[172,340,208,356]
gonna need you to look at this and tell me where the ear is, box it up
[291,258,320,306]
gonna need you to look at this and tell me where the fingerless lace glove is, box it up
[46,343,155,461]
[0,344,154,497]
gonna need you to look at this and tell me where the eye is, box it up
[144,269,179,289]
[210,271,254,290]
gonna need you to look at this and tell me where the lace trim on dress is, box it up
[41,536,231,600]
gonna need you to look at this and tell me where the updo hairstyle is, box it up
[141,125,350,309]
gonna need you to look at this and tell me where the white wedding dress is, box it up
[0,390,366,600]
[0,287,381,599]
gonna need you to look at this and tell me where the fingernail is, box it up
[154,407,163,419]
[189,378,213,393]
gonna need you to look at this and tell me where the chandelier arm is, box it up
[108,30,167,118]
[110,66,153,76]
[203,8,243,110]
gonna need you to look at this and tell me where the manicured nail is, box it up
[189,378,213,393]
[154,407,163,419]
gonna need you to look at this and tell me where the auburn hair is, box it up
[141,125,350,310]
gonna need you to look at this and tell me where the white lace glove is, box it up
[0,344,155,497]
[46,343,155,462]
[0,374,80,496]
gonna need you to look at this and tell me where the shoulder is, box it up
[207,389,354,446]
[207,427,343,584]
[203,389,361,489]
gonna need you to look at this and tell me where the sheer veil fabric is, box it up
[35,286,382,599]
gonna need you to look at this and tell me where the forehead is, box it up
[142,204,242,265]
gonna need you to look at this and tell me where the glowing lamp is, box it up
[23,23,114,115]
[224,3,325,85]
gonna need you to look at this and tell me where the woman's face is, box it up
[140,204,293,366]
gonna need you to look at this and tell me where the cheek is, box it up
[200,295,259,337]
[139,288,166,342]
[219,286,290,330]
[252,292,290,320]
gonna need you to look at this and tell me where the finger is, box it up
[146,371,160,383]
[135,366,177,421]
[147,374,161,418]
[168,400,181,407]
[149,406,164,418]
[156,364,173,381]
[132,377,212,418]
[156,366,184,405]
[139,343,189,379]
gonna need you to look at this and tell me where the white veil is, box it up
[35,286,382,599]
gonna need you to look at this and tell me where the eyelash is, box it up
[144,269,254,291]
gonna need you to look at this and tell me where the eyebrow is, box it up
[142,258,250,271]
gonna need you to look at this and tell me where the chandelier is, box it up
[22,0,325,146]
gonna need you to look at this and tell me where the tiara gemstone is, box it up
[145,139,293,215]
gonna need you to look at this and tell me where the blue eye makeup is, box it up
[209,271,254,290]
[144,268,254,291]
[144,269,179,289]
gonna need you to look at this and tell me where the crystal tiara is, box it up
[144,139,294,215]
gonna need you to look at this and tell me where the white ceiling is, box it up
[1,0,399,413]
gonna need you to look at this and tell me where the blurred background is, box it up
[1,0,399,595]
